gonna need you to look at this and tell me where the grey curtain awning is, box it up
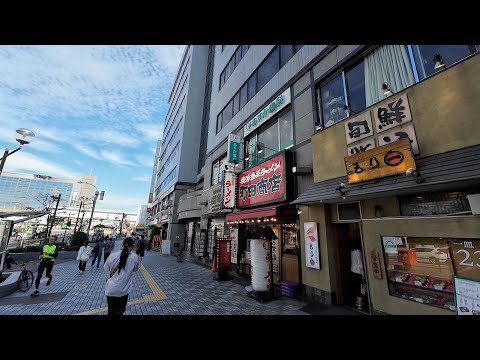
[292,144,480,205]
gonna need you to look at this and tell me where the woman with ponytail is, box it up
[104,237,140,315]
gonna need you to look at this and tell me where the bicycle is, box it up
[17,261,34,292]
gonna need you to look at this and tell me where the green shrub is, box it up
[71,232,88,247]
[149,225,159,239]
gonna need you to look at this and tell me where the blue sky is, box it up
[0,45,185,213]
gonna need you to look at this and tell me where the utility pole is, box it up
[86,191,99,240]
[62,212,72,243]
[79,210,86,232]
[46,193,61,240]
[73,200,83,234]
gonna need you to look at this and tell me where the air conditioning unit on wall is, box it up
[467,194,480,215]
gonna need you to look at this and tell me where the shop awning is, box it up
[292,144,480,205]
[226,202,290,221]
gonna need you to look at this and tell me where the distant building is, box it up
[0,172,96,212]
[136,205,148,226]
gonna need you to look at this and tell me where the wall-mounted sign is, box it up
[227,134,241,163]
[208,185,223,213]
[345,138,415,184]
[237,151,292,208]
[230,228,238,264]
[382,236,403,254]
[345,111,374,145]
[450,239,480,280]
[371,249,382,279]
[304,222,320,270]
[244,88,291,137]
[454,276,480,315]
[347,138,376,156]
[373,93,412,133]
[377,123,419,155]
[222,171,237,209]
[272,238,280,274]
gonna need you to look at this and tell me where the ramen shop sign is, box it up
[238,153,288,208]
[344,138,416,184]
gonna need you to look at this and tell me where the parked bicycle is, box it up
[17,261,34,292]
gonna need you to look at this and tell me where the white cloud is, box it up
[73,144,102,160]
[137,123,164,141]
[95,192,148,213]
[132,175,151,182]
[100,150,136,167]
[27,138,62,153]
[3,151,81,179]
[135,154,154,168]
[82,129,139,148]
[74,160,83,166]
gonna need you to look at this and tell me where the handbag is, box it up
[80,253,89,262]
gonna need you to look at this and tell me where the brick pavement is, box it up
[0,248,309,315]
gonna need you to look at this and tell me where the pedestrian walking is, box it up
[103,235,114,263]
[135,235,147,262]
[31,235,59,297]
[104,237,140,315]
[90,239,104,268]
[76,241,92,274]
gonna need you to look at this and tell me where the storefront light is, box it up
[257,219,261,223]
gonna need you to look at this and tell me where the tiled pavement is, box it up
[0,246,309,315]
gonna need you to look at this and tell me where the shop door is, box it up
[333,222,370,313]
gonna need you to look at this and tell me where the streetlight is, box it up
[0,128,36,176]
[79,181,105,240]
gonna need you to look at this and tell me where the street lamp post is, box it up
[79,182,105,240]
[45,193,61,241]
[0,128,35,176]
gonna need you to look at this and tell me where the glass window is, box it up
[211,156,228,186]
[283,223,299,253]
[225,60,232,80]
[222,100,233,128]
[257,47,280,92]
[279,109,293,150]
[382,236,480,312]
[241,44,249,58]
[232,92,240,117]
[294,45,303,53]
[344,60,366,114]
[220,71,225,89]
[247,75,256,101]
[320,73,346,128]
[216,112,222,133]
[280,45,295,68]
[257,121,279,161]
[413,45,478,80]
[235,48,242,67]
[239,84,248,110]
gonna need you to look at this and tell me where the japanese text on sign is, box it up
[344,111,374,145]
[304,222,320,269]
[222,172,237,209]
[344,138,416,184]
[373,93,412,133]
[237,153,286,208]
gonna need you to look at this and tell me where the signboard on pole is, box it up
[222,171,237,209]
[227,134,241,163]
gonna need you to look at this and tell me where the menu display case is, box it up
[382,236,456,311]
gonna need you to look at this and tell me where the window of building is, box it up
[245,108,293,167]
[219,45,250,90]
[319,73,346,128]
[257,47,280,92]
[382,236,480,312]
[411,45,478,80]
[216,45,303,134]
[344,61,366,115]
[211,156,228,187]
[399,191,473,216]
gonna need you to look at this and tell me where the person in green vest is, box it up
[31,235,59,297]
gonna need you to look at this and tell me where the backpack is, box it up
[92,243,99,254]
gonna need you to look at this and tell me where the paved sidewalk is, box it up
[0,247,309,315]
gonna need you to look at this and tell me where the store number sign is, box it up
[451,240,480,281]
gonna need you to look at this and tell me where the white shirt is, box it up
[104,250,140,297]
[351,249,364,275]
[76,245,92,261]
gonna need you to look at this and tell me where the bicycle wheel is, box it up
[17,270,34,292]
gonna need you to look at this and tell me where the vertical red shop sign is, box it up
[237,153,286,208]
